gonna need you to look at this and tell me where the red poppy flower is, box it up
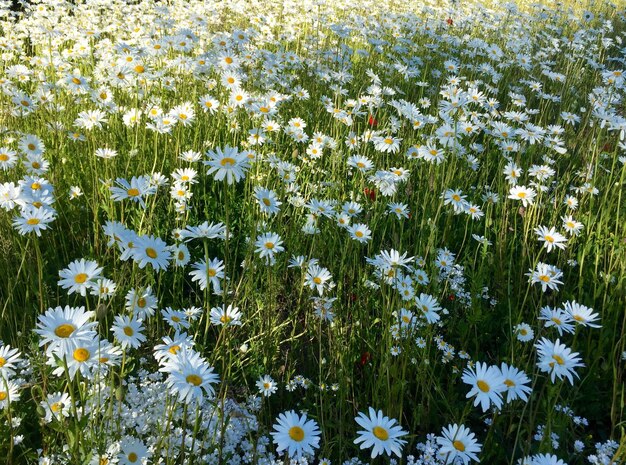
[368,115,378,127]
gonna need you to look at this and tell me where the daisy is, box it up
[161,307,191,331]
[255,232,284,262]
[256,374,278,397]
[305,264,333,296]
[210,304,243,326]
[57,339,100,380]
[111,315,146,349]
[254,187,282,215]
[204,145,250,184]
[499,363,532,403]
[462,361,506,412]
[125,287,158,319]
[535,226,567,253]
[515,323,534,342]
[535,337,584,384]
[12,205,55,236]
[0,380,20,409]
[388,202,410,219]
[189,258,225,293]
[40,392,71,423]
[162,350,219,404]
[538,306,574,336]
[508,185,537,207]
[527,263,563,292]
[271,410,321,460]
[0,344,21,379]
[562,301,601,328]
[353,407,408,458]
[373,135,402,153]
[153,332,194,364]
[415,293,441,324]
[436,423,481,465]
[347,223,372,243]
[561,215,584,236]
[180,221,227,241]
[58,259,103,296]
[133,234,171,271]
[118,437,150,465]
[34,305,97,355]
[0,147,18,170]
[109,176,152,208]
[347,155,374,173]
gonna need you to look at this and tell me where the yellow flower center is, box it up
[123,326,134,336]
[0,154,8,161]
[134,65,145,73]
[518,192,526,198]
[73,348,90,362]
[127,452,138,463]
[72,77,81,85]
[0,391,7,401]
[127,188,140,197]
[263,382,270,389]
[74,273,88,284]
[28,143,36,151]
[288,426,305,442]
[504,379,515,387]
[545,235,554,243]
[313,277,322,285]
[220,157,235,166]
[539,275,550,283]
[0,357,5,367]
[355,231,364,238]
[552,354,565,366]
[186,374,202,386]
[372,426,389,440]
[477,380,490,392]
[51,402,62,412]
[145,247,157,259]
[27,218,40,225]
[220,315,232,324]
[551,317,562,325]
[225,57,233,64]
[265,242,274,249]
[208,268,217,277]
[453,440,465,452]
[168,345,181,354]
[452,194,461,202]
[54,323,76,338]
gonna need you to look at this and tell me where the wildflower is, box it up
[535,338,584,384]
[256,375,278,397]
[535,226,567,253]
[189,258,225,293]
[255,232,284,262]
[562,301,600,328]
[111,315,146,349]
[210,304,242,326]
[133,234,171,271]
[58,259,103,296]
[162,350,219,404]
[499,363,532,403]
[462,361,506,412]
[353,407,408,458]
[347,223,372,243]
[527,263,563,292]
[508,185,537,207]
[12,205,55,236]
[271,410,321,460]
[515,323,534,342]
[436,424,481,465]
[204,145,250,184]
